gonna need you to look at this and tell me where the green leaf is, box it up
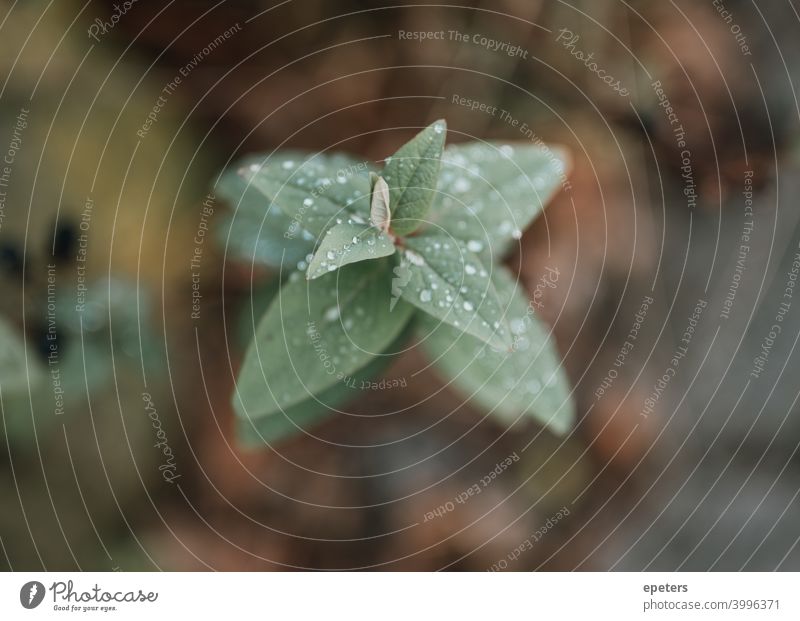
[0,316,30,392]
[215,155,314,270]
[397,236,512,350]
[237,323,412,447]
[233,259,414,428]
[235,277,283,351]
[238,151,373,238]
[419,267,573,434]
[306,221,395,280]
[425,142,569,260]
[381,120,446,236]
[0,317,44,444]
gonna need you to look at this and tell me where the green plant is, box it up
[218,120,574,446]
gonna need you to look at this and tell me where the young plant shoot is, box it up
[218,120,574,446]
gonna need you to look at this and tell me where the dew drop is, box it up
[454,178,471,193]
[419,290,432,303]
[467,240,484,253]
[463,301,474,312]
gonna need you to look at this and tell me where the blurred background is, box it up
[1,0,799,570]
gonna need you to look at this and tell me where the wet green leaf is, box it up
[215,155,314,270]
[238,151,373,238]
[426,142,568,260]
[237,324,412,447]
[381,120,446,236]
[233,259,414,429]
[306,221,395,280]
[397,236,512,350]
[419,267,574,434]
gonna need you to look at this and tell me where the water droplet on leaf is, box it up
[323,306,340,322]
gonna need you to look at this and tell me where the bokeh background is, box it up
[1,0,799,570]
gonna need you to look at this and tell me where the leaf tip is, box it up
[430,119,447,139]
